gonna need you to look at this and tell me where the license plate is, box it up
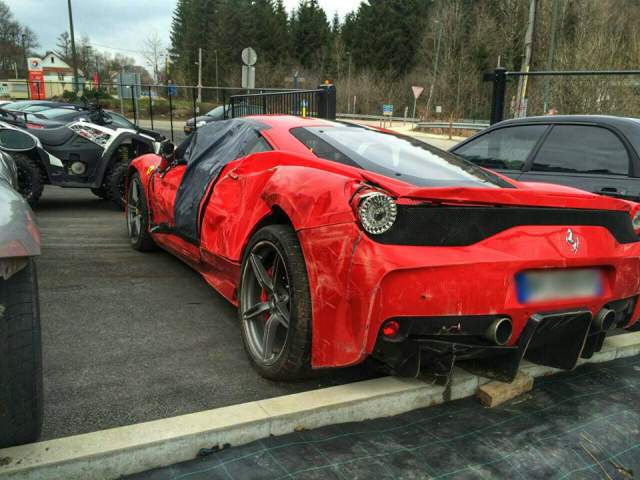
[516,268,603,303]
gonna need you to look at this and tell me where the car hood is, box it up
[186,115,212,126]
[358,170,632,212]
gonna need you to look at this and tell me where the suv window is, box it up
[454,125,547,171]
[532,125,629,175]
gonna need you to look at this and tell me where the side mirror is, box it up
[158,141,175,171]
[0,128,37,152]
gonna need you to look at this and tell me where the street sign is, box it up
[411,86,424,99]
[241,47,257,66]
[167,84,177,97]
[435,105,442,113]
[383,104,394,116]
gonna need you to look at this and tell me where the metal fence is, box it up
[484,67,640,124]
[228,85,336,120]
[0,79,316,143]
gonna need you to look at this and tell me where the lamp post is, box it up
[346,51,352,113]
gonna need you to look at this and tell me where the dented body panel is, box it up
[128,115,640,372]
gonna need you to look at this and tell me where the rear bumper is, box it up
[298,222,640,369]
[372,302,635,381]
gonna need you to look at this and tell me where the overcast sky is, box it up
[6,0,362,67]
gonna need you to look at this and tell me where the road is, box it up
[36,187,373,440]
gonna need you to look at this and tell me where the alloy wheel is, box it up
[240,241,292,366]
[126,179,142,242]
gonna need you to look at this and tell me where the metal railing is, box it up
[229,84,336,120]
[0,79,336,143]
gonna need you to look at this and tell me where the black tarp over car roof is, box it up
[173,118,268,243]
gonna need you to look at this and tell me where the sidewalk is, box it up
[126,354,640,479]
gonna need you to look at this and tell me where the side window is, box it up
[532,125,629,175]
[247,136,272,154]
[454,125,547,171]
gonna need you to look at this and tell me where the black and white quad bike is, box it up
[0,107,163,209]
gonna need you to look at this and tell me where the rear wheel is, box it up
[238,225,312,380]
[13,153,44,207]
[0,259,43,448]
[127,173,156,251]
[106,162,129,210]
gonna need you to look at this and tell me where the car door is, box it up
[452,124,549,180]
[199,136,273,260]
[518,124,638,200]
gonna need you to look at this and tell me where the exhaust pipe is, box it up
[593,308,616,331]
[485,317,513,346]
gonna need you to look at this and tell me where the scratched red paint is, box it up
[127,115,640,370]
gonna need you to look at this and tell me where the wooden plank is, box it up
[476,371,534,408]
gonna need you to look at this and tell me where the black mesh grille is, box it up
[372,206,639,246]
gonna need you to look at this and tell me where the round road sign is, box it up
[242,47,257,66]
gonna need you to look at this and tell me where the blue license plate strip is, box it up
[516,269,603,303]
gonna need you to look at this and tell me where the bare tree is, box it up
[143,31,164,84]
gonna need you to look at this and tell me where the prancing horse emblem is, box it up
[566,229,579,254]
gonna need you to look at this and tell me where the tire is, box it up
[90,187,108,200]
[238,225,312,380]
[0,259,43,448]
[106,162,129,210]
[126,173,156,251]
[13,153,44,207]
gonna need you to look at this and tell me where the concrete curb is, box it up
[1,331,639,480]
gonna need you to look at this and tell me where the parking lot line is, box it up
[1,331,639,480]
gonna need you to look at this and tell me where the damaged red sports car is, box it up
[125,115,640,381]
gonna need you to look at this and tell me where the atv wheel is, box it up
[90,187,109,200]
[0,259,43,448]
[127,173,156,251]
[106,162,129,210]
[13,153,44,207]
[239,225,312,381]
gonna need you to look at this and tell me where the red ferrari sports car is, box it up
[125,115,640,381]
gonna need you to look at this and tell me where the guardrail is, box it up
[416,121,489,131]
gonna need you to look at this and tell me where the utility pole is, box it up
[215,49,219,104]
[21,34,28,76]
[543,0,560,113]
[515,0,537,118]
[425,20,443,117]
[196,47,202,109]
[346,52,352,113]
[67,0,79,94]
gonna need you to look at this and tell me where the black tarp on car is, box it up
[173,118,268,243]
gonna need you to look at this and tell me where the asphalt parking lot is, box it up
[36,187,373,441]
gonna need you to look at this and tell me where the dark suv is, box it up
[451,115,640,201]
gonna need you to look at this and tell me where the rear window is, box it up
[290,126,510,188]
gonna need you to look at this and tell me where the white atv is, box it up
[0,105,163,208]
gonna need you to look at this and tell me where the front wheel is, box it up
[13,153,44,207]
[106,162,129,210]
[0,259,43,448]
[127,173,156,251]
[238,225,312,380]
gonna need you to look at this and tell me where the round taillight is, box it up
[382,320,401,338]
[632,211,640,234]
[358,192,397,235]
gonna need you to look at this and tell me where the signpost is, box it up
[27,57,45,99]
[411,85,424,121]
[241,47,257,90]
[382,104,394,116]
